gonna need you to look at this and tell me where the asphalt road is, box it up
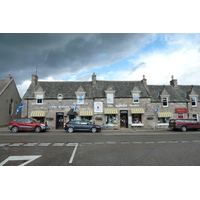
[1,129,200,166]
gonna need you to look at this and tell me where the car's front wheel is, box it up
[12,126,19,133]
[181,126,187,132]
[67,127,74,133]
[91,127,97,133]
[35,126,41,133]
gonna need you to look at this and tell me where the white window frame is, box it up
[162,97,168,107]
[107,93,114,104]
[57,94,63,101]
[133,93,139,103]
[77,94,84,104]
[36,93,44,104]
[191,97,197,107]
[192,114,198,121]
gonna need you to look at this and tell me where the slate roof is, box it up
[23,79,200,102]
[23,80,150,99]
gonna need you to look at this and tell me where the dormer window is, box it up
[57,94,63,101]
[77,94,84,104]
[107,93,114,104]
[162,97,168,107]
[133,93,139,103]
[191,97,197,107]
[36,93,44,104]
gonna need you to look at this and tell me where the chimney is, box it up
[6,74,13,82]
[92,73,96,85]
[170,75,178,87]
[32,74,38,86]
[141,75,147,85]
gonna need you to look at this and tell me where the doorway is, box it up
[120,110,128,128]
[56,112,64,129]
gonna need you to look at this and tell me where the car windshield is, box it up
[30,118,39,123]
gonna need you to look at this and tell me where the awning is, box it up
[30,111,46,117]
[67,108,77,115]
[158,112,172,118]
[104,108,118,114]
[79,110,93,116]
[131,108,145,114]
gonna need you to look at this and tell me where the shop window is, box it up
[191,97,197,107]
[133,93,139,103]
[158,117,170,123]
[77,94,84,104]
[162,97,168,107]
[107,93,114,104]
[132,114,142,123]
[36,93,43,104]
[106,114,117,124]
[192,114,198,121]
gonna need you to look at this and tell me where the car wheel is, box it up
[181,126,187,132]
[91,127,97,133]
[35,126,41,133]
[12,126,19,133]
[67,127,74,133]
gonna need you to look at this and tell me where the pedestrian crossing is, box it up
[0,140,200,147]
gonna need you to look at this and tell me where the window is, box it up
[58,94,63,101]
[9,99,14,115]
[78,94,84,104]
[158,117,170,123]
[107,93,114,104]
[178,113,184,119]
[133,93,139,103]
[162,97,168,107]
[192,114,198,121]
[36,94,43,104]
[191,97,197,107]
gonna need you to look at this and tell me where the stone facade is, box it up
[22,74,200,130]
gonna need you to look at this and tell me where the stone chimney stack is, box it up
[32,74,38,86]
[141,75,147,85]
[170,75,178,87]
[6,74,13,82]
[92,73,97,85]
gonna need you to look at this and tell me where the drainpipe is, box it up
[186,101,189,118]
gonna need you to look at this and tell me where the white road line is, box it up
[67,143,78,164]
[94,142,104,145]
[145,142,155,144]
[181,141,190,143]
[24,143,37,146]
[38,143,51,146]
[133,142,142,144]
[0,143,9,146]
[9,143,24,146]
[157,141,167,143]
[193,140,200,143]
[81,142,92,145]
[121,142,130,144]
[169,141,179,143]
[106,141,116,144]
[0,155,42,166]
[53,143,65,146]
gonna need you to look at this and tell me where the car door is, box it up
[24,118,35,130]
[80,121,90,131]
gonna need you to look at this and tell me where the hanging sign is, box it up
[175,108,188,113]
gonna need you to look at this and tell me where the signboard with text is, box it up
[175,108,188,113]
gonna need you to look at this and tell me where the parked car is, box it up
[169,118,200,132]
[8,118,50,133]
[64,120,101,133]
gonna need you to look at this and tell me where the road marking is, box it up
[67,143,78,164]
[121,141,130,144]
[0,155,42,166]
[193,140,200,143]
[24,143,38,146]
[0,143,9,146]
[38,143,51,146]
[106,141,116,144]
[53,143,65,146]
[145,141,155,144]
[169,141,179,143]
[133,142,142,144]
[94,142,104,145]
[181,141,190,143]
[157,141,167,143]
[81,142,92,145]
[9,143,24,146]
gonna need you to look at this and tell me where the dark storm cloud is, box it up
[0,33,154,84]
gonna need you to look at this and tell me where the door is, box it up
[120,110,128,128]
[56,112,64,129]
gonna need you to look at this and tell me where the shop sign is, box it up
[116,105,128,107]
[175,108,188,113]
[94,102,103,113]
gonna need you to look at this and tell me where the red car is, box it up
[169,119,200,132]
[8,118,50,133]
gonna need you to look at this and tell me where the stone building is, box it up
[22,73,200,130]
[0,74,21,126]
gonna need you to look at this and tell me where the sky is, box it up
[0,33,200,97]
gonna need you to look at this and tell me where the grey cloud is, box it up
[0,33,153,84]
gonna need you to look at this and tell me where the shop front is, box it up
[78,110,93,123]
[104,108,118,129]
[30,111,46,123]
[130,108,145,128]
